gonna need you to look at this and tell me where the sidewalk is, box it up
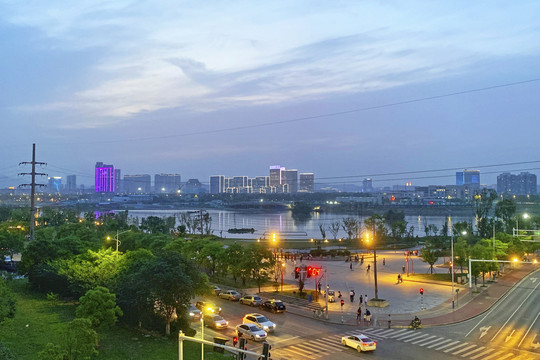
[271,264,536,328]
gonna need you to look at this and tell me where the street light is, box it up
[516,213,530,236]
[450,221,455,309]
[366,229,379,300]
[107,230,131,252]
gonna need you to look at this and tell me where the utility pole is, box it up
[19,144,47,241]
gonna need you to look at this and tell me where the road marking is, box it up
[435,340,460,350]
[403,333,431,343]
[496,353,515,360]
[426,338,453,349]
[479,325,491,339]
[395,332,422,341]
[518,311,540,348]
[449,343,475,355]
[490,278,540,342]
[367,328,387,334]
[465,269,540,337]
[388,329,409,338]
[531,334,540,350]
[293,343,332,355]
[282,346,312,357]
[270,335,300,344]
[531,277,537,283]
[505,329,516,343]
[411,335,438,345]
[469,348,495,359]
[460,346,485,357]
[376,329,396,336]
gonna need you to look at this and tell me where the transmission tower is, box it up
[19,143,47,241]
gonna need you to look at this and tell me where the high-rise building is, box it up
[95,162,115,193]
[66,175,77,193]
[115,169,122,193]
[48,177,62,193]
[497,172,537,195]
[362,178,373,192]
[299,173,314,193]
[210,175,225,194]
[456,170,480,186]
[282,169,298,193]
[123,174,151,193]
[269,166,283,187]
[154,174,181,193]
[183,179,203,194]
[251,176,270,193]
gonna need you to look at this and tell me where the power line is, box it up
[74,77,540,145]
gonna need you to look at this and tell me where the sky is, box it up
[1,1,540,189]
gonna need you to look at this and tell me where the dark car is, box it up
[260,299,286,313]
[195,301,222,315]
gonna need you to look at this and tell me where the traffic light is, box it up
[420,288,424,295]
[262,342,272,359]
[238,338,246,360]
[232,336,238,347]
[294,267,300,279]
[307,266,312,278]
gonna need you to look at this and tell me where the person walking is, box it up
[359,295,363,305]
[364,308,371,322]
[350,262,353,270]
[356,306,362,321]
[350,289,354,302]
[383,258,386,266]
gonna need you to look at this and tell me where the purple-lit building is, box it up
[95,162,115,193]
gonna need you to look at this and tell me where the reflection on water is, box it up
[120,209,475,239]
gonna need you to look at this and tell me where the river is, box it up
[117,209,476,239]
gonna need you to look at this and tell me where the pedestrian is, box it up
[350,262,353,270]
[359,295,363,305]
[349,289,354,302]
[318,282,322,293]
[383,258,386,266]
[364,308,371,322]
[356,306,362,321]
[402,265,406,273]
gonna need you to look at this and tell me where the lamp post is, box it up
[200,317,204,360]
[107,230,131,252]
[280,262,285,292]
[451,229,455,309]
[515,213,530,236]
[366,228,379,300]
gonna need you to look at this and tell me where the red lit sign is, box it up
[308,266,321,277]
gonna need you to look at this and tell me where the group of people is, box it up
[357,306,371,322]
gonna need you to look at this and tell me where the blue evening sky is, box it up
[1,1,539,188]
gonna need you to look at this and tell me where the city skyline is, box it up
[2,2,540,188]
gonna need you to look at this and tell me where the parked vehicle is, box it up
[218,290,241,301]
[213,285,222,295]
[239,295,263,306]
[235,324,267,342]
[260,299,286,313]
[324,290,336,302]
[242,313,276,332]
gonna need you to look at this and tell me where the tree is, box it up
[244,245,275,293]
[224,243,245,284]
[420,242,439,274]
[197,241,225,278]
[0,279,16,323]
[329,221,341,241]
[37,343,65,360]
[0,343,15,360]
[453,238,469,274]
[390,220,408,245]
[65,318,98,360]
[494,199,516,231]
[0,225,25,261]
[76,286,123,331]
[341,217,360,243]
[117,250,207,335]
[318,224,327,240]
[364,214,387,246]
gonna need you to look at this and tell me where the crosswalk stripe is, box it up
[459,345,484,356]
[411,335,438,345]
[395,332,422,341]
[445,343,473,354]
[282,346,312,357]
[389,329,409,338]
[376,329,396,336]
[436,340,461,350]
[426,338,453,349]
[368,328,388,334]
[496,353,515,360]
[478,350,503,360]
[309,340,338,351]
[469,349,495,360]
[403,333,431,343]
[293,343,331,353]
[471,349,495,360]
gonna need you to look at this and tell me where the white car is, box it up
[203,314,229,330]
[235,324,267,342]
[239,295,263,306]
[242,313,276,332]
[341,334,377,352]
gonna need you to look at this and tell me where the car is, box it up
[260,299,286,313]
[324,290,336,303]
[341,333,377,352]
[203,314,229,330]
[239,295,263,306]
[235,324,267,342]
[242,313,276,332]
[195,301,222,315]
[187,304,202,321]
[213,285,222,295]
[219,290,241,301]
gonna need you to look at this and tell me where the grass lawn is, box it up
[0,279,232,360]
